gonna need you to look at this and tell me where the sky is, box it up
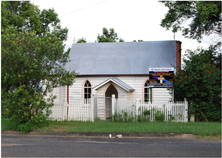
[31,0,218,56]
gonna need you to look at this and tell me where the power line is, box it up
[61,0,106,17]
[184,38,191,45]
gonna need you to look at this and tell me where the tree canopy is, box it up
[160,1,222,121]
[1,1,68,41]
[133,40,143,42]
[172,43,221,121]
[160,1,221,42]
[97,27,124,42]
[1,1,76,132]
[77,37,87,43]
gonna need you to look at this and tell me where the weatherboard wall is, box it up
[52,76,173,103]
[51,76,173,120]
[152,88,172,103]
[68,76,149,100]
[53,76,172,103]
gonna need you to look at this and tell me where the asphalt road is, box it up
[1,135,221,157]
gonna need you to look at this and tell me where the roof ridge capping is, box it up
[73,40,180,45]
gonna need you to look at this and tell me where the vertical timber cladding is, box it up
[149,68,174,103]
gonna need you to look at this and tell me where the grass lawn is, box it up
[1,119,221,140]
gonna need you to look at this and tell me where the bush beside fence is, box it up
[112,95,188,122]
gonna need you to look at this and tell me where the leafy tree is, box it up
[1,1,41,34]
[161,1,222,122]
[119,38,124,42]
[97,27,124,42]
[1,1,67,40]
[77,37,87,43]
[160,1,221,42]
[1,1,76,132]
[172,43,221,122]
[133,40,143,42]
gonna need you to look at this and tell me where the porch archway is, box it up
[105,84,118,119]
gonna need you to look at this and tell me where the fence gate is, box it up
[105,97,112,119]
[94,96,112,120]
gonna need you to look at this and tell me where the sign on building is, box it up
[149,68,174,88]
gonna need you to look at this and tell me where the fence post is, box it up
[67,99,69,121]
[112,94,115,122]
[136,98,139,121]
[91,94,94,122]
[184,98,188,123]
[63,99,67,121]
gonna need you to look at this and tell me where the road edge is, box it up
[1,131,195,139]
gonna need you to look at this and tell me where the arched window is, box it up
[144,80,149,102]
[84,80,91,100]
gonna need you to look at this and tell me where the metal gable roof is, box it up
[65,40,177,75]
[92,77,135,92]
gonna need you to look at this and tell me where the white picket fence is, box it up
[112,95,188,122]
[47,102,67,121]
[48,96,94,122]
[48,94,188,122]
[68,98,94,122]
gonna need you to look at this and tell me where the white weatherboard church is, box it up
[52,40,182,120]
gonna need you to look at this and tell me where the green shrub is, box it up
[112,110,123,122]
[137,114,142,122]
[2,85,54,132]
[172,44,221,122]
[18,122,35,133]
[112,111,118,122]
[143,109,150,121]
[143,109,150,116]
[123,111,128,122]
[128,112,134,122]
[1,94,9,119]
[168,115,175,122]
[155,110,165,122]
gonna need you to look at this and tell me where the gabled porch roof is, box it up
[92,77,135,92]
